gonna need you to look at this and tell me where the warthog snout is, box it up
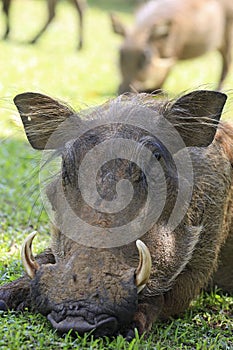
[47,305,118,336]
[119,46,153,94]
[22,232,151,336]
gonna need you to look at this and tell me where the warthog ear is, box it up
[110,13,127,36]
[170,90,227,147]
[14,92,78,150]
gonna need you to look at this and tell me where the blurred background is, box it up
[0,0,233,138]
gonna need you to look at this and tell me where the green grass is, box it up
[0,291,232,349]
[0,0,233,349]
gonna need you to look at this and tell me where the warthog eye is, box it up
[153,152,161,161]
[139,136,163,161]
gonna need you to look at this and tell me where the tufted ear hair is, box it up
[14,92,80,150]
[168,90,227,147]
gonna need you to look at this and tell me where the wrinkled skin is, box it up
[0,90,233,338]
[111,0,233,93]
[1,0,86,49]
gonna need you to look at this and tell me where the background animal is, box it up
[111,0,233,93]
[0,89,232,339]
[1,0,86,49]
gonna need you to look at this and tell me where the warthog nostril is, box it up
[47,313,118,336]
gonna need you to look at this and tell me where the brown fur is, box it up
[215,122,233,164]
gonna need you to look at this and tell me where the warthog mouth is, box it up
[45,300,123,336]
[45,298,137,337]
[47,312,118,336]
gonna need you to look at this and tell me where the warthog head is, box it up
[111,0,231,93]
[11,89,230,337]
[110,5,176,94]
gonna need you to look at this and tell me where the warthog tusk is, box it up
[21,231,40,279]
[135,240,152,294]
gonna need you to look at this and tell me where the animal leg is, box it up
[29,0,57,44]
[125,269,217,338]
[0,249,55,310]
[211,228,233,294]
[123,295,164,339]
[71,0,86,50]
[218,18,233,89]
[0,275,32,311]
[2,0,11,39]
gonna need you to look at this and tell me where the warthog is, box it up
[1,0,86,49]
[0,89,233,338]
[111,0,233,93]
